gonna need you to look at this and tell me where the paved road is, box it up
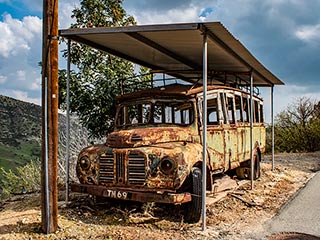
[268,171,320,237]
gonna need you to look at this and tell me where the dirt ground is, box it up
[0,152,319,240]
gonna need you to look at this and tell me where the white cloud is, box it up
[0,14,42,104]
[0,0,77,105]
[0,14,41,58]
[295,24,320,43]
[0,0,78,105]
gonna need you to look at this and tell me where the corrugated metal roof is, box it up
[59,22,284,86]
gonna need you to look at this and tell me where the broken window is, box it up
[207,97,219,125]
[235,95,243,123]
[226,96,235,124]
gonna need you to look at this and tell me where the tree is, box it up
[272,97,320,152]
[59,0,151,138]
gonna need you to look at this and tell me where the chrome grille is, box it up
[128,153,146,185]
[99,153,114,184]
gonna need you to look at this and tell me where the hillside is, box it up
[0,95,41,146]
[0,95,91,172]
[0,95,42,171]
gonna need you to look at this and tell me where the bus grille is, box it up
[128,153,146,185]
[99,153,114,184]
[99,152,146,186]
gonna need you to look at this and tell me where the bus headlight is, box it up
[79,156,91,170]
[160,157,175,175]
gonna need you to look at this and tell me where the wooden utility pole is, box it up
[41,0,59,233]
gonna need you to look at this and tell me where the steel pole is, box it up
[65,40,71,203]
[201,32,208,231]
[271,85,274,171]
[250,71,254,189]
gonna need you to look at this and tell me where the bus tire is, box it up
[184,167,202,223]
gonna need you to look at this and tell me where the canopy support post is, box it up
[201,31,208,232]
[250,70,254,190]
[271,85,275,171]
[65,39,71,204]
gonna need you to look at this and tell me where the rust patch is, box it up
[106,127,194,148]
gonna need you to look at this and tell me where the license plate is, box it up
[103,189,128,199]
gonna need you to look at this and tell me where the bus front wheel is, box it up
[184,167,202,223]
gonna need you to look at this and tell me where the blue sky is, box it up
[0,0,319,119]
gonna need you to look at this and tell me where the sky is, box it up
[0,0,319,120]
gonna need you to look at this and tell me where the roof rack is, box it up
[119,72,260,96]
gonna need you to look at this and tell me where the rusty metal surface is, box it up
[106,127,195,148]
[70,183,192,204]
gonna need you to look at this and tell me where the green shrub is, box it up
[0,159,41,199]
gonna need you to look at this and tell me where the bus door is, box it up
[198,92,225,170]
[221,92,238,170]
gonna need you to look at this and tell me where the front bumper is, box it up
[70,183,191,204]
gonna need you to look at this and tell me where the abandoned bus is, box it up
[71,83,265,223]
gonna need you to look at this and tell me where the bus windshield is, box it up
[116,100,194,128]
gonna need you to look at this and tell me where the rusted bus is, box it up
[71,83,266,223]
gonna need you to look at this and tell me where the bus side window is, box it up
[235,95,243,122]
[142,103,151,123]
[227,96,235,124]
[243,96,250,122]
[260,103,264,123]
[154,104,162,123]
[220,93,228,124]
[254,100,259,123]
[207,97,219,125]
[165,106,173,123]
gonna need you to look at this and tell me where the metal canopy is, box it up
[60,22,282,231]
[59,22,284,87]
